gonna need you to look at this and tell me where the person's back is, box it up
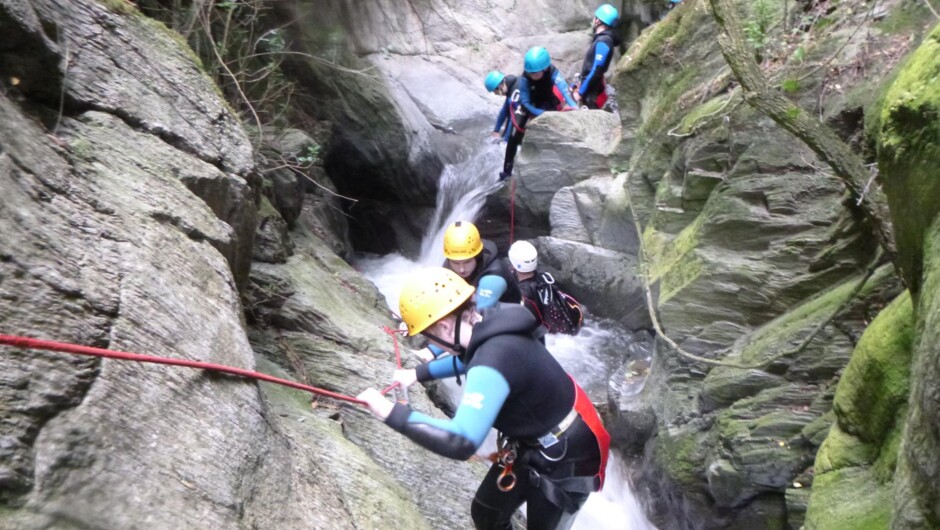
[509,240,583,335]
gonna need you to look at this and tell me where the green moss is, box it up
[877,3,932,35]
[878,24,940,293]
[655,427,705,490]
[736,266,894,365]
[95,0,137,15]
[815,424,876,474]
[833,292,913,444]
[622,0,702,70]
[643,214,706,302]
[637,68,700,140]
[872,422,903,483]
[805,466,892,530]
[781,79,801,94]
[676,94,732,135]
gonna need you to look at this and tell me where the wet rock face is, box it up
[606,0,922,527]
[0,0,258,288]
[876,23,940,530]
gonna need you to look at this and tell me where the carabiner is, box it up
[497,465,517,492]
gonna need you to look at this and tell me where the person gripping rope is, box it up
[357,268,610,530]
[500,47,578,181]
[572,4,622,110]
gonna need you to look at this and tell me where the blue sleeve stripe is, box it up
[427,355,466,379]
[519,78,544,116]
[405,365,509,447]
[553,72,577,108]
[495,100,510,132]
[579,41,611,96]
[475,275,508,309]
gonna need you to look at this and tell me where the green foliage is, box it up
[785,106,800,120]
[296,144,321,166]
[781,78,800,93]
[791,45,805,63]
[744,0,777,61]
[139,0,299,134]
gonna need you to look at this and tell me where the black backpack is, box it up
[534,272,584,335]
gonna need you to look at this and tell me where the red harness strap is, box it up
[571,378,610,489]
[594,79,609,109]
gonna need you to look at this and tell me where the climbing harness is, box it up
[495,435,519,492]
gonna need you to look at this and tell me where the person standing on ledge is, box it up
[573,4,621,110]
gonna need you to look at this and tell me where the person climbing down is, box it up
[572,4,622,110]
[500,47,578,181]
[357,267,610,530]
[484,70,521,143]
[443,221,521,309]
[508,240,584,335]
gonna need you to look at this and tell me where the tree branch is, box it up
[708,0,900,277]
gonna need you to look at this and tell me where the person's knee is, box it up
[470,497,513,530]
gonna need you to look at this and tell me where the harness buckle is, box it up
[537,432,559,448]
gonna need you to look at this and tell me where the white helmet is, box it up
[508,240,538,273]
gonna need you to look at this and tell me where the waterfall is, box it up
[355,141,657,530]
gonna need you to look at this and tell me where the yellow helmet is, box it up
[443,221,483,260]
[399,267,475,336]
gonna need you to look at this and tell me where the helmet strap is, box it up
[422,308,467,358]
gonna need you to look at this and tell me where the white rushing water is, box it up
[354,141,657,530]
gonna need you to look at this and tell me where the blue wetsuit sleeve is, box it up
[519,78,544,117]
[494,99,510,133]
[415,355,466,382]
[579,41,611,96]
[553,71,577,108]
[385,365,510,460]
[502,105,514,141]
[428,344,446,358]
[475,275,508,309]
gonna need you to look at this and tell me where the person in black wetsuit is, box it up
[484,70,521,144]
[572,4,622,110]
[442,221,521,309]
[499,47,578,181]
[357,267,610,530]
[507,239,541,321]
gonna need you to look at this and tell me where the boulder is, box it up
[511,111,622,228]
[550,174,641,255]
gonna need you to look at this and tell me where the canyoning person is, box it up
[572,4,622,110]
[508,240,584,335]
[357,267,610,530]
[443,220,521,309]
[484,70,521,143]
[500,47,578,181]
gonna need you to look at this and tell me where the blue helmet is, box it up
[524,47,551,73]
[594,4,619,26]
[484,71,506,92]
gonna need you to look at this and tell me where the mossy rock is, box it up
[877,23,940,294]
[814,424,877,475]
[832,292,913,444]
[804,466,892,530]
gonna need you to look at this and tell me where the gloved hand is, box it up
[393,368,418,388]
[357,388,394,420]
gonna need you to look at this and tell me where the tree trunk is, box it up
[707,0,900,274]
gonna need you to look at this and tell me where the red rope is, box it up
[508,103,526,134]
[380,326,405,395]
[0,334,367,406]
